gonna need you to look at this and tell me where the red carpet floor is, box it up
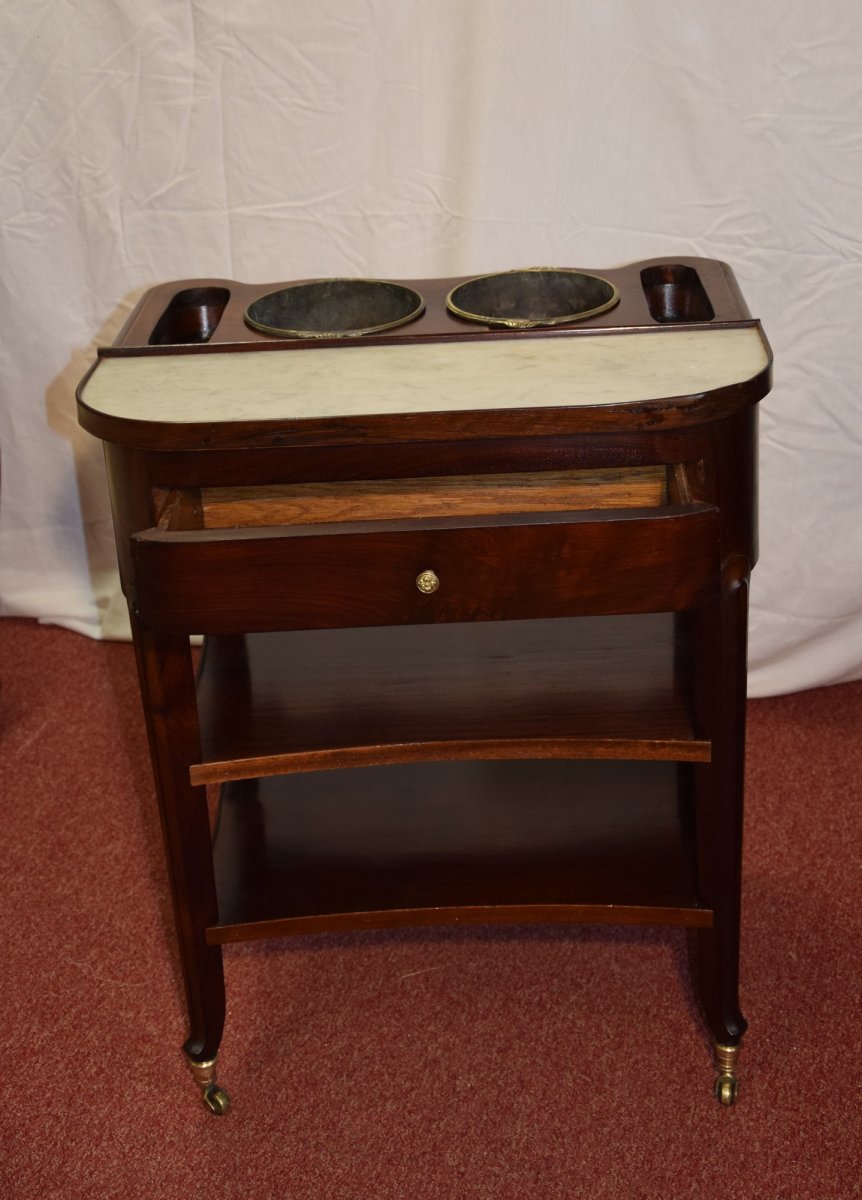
[1,618,860,1199]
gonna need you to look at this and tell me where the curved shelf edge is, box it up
[206,902,714,945]
[190,735,712,786]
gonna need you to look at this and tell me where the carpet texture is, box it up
[1,618,860,1199]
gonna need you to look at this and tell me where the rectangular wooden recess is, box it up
[196,466,667,528]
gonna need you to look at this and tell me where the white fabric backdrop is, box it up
[1,0,860,696]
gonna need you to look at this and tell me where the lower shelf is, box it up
[208,759,710,944]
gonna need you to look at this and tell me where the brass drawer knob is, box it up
[416,569,440,594]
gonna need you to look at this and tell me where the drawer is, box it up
[130,505,719,634]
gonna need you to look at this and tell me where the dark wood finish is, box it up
[641,265,715,324]
[691,556,752,1047]
[209,903,711,944]
[138,430,713,491]
[208,762,710,943]
[148,287,230,346]
[81,258,769,1097]
[130,506,719,634]
[110,256,748,350]
[128,614,225,1061]
[192,615,711,784]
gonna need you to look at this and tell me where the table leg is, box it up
[129,613,227,1109]
[692,557,750,1103]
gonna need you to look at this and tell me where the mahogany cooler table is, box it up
[77,259,772,1113]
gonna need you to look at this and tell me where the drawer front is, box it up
[131,506,719,634]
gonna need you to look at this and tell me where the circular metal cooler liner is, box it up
[446,268,619,328]
[244,278,425,339]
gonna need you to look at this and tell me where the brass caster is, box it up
[202,1084,231,1116]
[714,1074,738,1106]
[188,1056,231,1116]
[713,1042,741,1107]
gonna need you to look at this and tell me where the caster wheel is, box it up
[202,1084,231,1116]
[714,1075,738,1106]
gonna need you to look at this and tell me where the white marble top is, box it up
[81,328,769,424]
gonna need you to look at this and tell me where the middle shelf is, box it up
[193,613,708,784]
